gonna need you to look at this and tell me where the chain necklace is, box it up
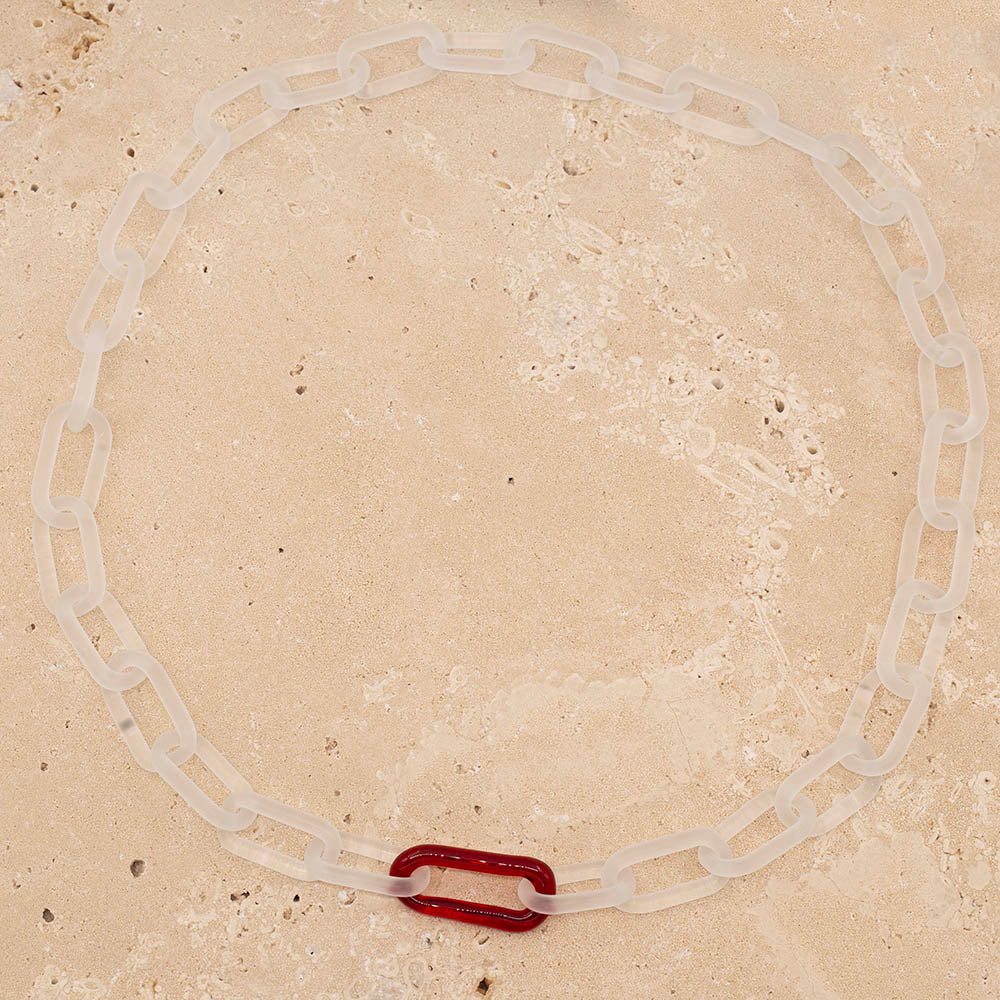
[31,22,989,932]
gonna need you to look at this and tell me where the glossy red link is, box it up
[389,843,556,931]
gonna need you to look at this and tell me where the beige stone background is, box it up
[2,0,999,997]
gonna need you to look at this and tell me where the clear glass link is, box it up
[33,500,106,617]
[915,409,984,529]
[861,192,945,299]
[505,24,619,101]
[917,332,989,444]
[811,132,908,225]
[517,858,636,914]
[602,828,733,913]
[144,128,232,212]
[336,22,447,99]
[417,31,535,75]
[583,54,694,113]
[32,402,111,529]
[775,735,882,836]
[896,269,965,366]
[67,324,106,432]
[49,586,146,689]
[895,499,975,613]
[746,108,848,165]
[304,836,432,897]
[876,579,950,697]
[98,172,186,282]
[151,731,257,831]
[99,649,198,771]
[840,666,934,777]
[662,65,779,145]
[66,247,146,352]
[218,790,342,881]
[192,67,293,150]
[261,53,370,109]
[697,789,817,878]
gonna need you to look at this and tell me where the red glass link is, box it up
[389,843,556,932]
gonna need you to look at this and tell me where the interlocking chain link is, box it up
[31,21,989,918]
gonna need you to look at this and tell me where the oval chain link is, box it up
[30,22,987,917]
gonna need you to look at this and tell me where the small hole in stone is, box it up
[30,184,38,192]
[130,859,145,877]
[126,148,135,158]
[477,978,492,995]
[40,761,48,770]
[278,547,284,553]
[507,477,514,485]
[774,398,785,413]
[710,375,724,389]
[33,18,44,28]
[295,385,306,395]
[42,908,54,922]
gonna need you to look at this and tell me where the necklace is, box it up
[31,21,989,933]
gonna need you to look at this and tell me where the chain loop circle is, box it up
[30,20,987,922]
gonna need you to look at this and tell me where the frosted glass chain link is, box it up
[31,21,989,918]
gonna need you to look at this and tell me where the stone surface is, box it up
[2,1,999,997]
